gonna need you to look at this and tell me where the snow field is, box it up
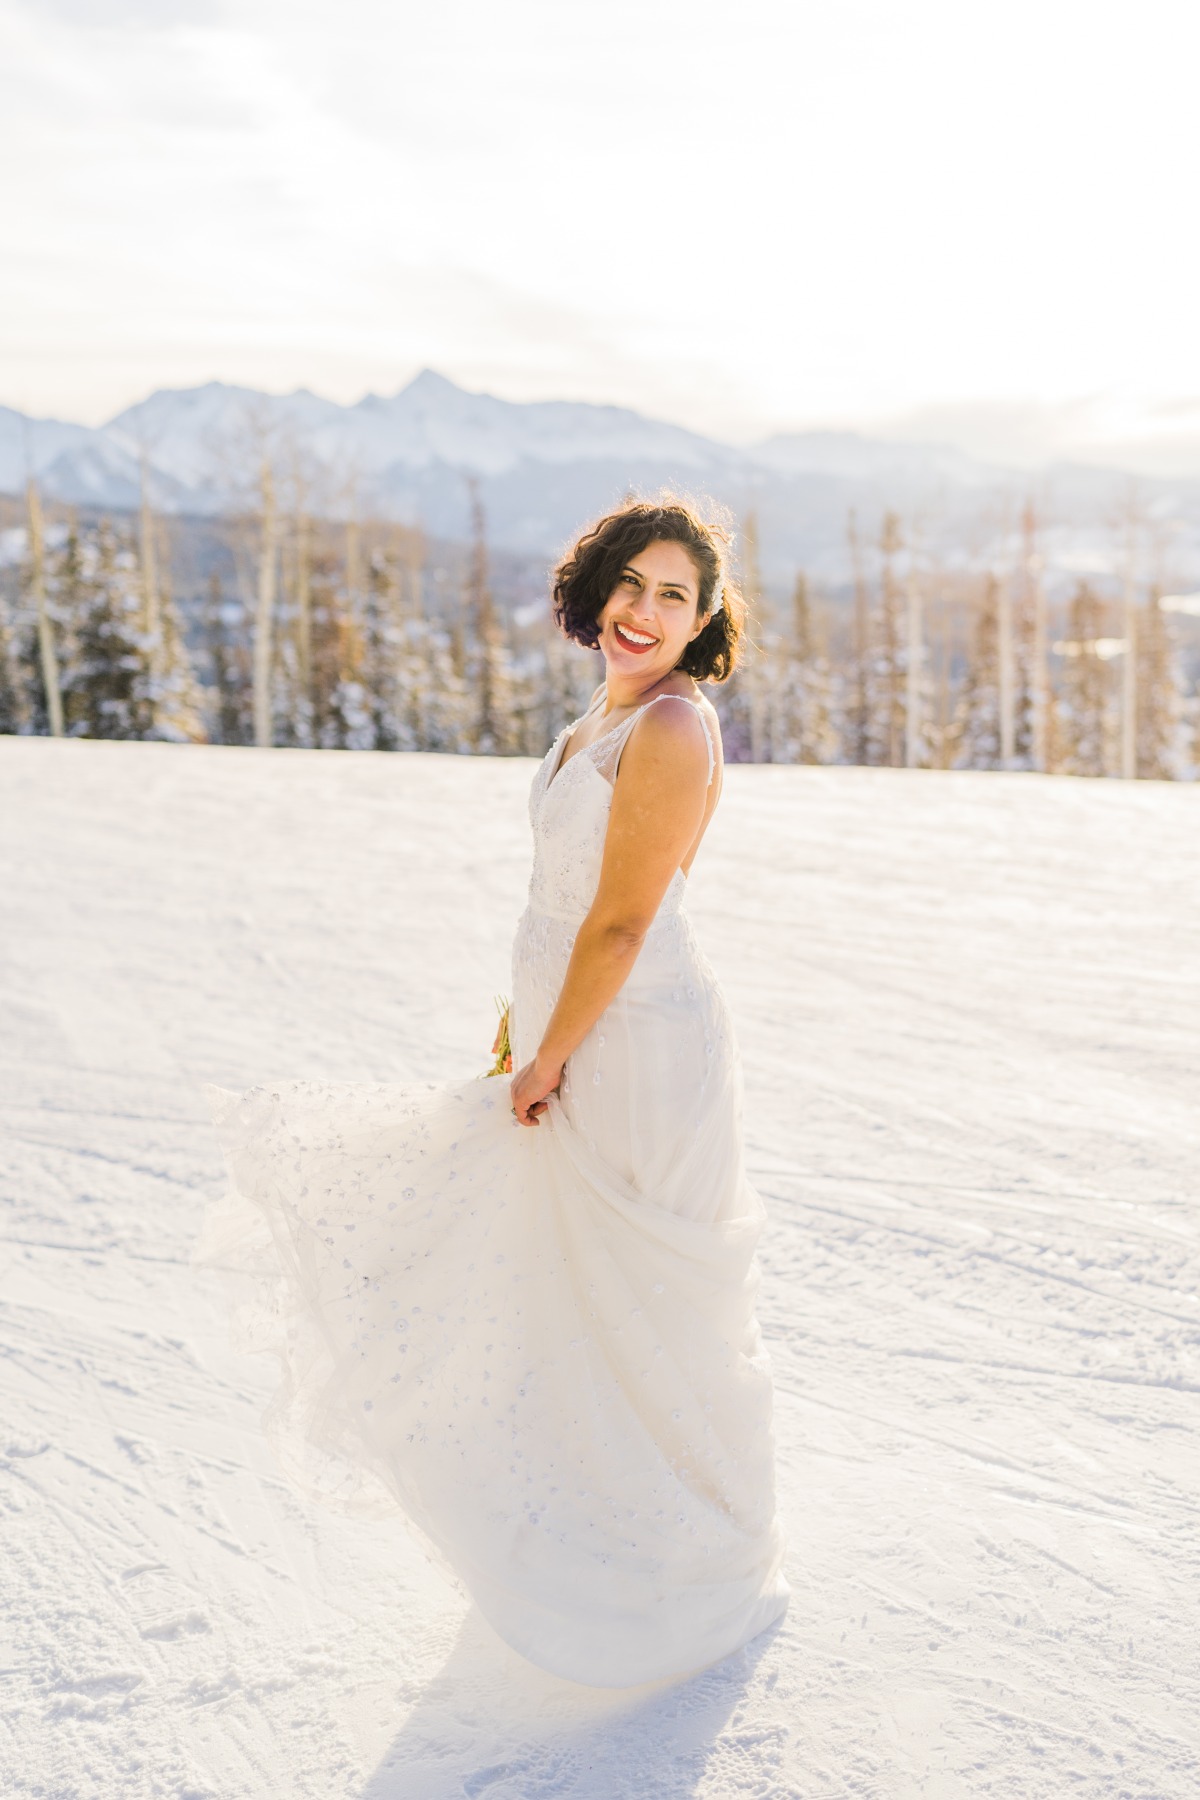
[1,736,1197,1799]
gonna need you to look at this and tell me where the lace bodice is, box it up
[525,693,716,925]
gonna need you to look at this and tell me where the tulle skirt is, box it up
[194,905,789,1687]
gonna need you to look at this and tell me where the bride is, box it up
[195,497,790,1689]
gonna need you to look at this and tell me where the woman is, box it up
[195,497,789,1689]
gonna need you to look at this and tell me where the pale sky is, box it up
[3,0,1200,468]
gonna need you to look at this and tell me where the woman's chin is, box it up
[607,653,659,680]
[602,636,672,674]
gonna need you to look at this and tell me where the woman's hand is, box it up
[510,1054,563,1127]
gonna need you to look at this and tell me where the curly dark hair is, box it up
[551,495,746,682]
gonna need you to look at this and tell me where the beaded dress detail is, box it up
[195,693,789,1688]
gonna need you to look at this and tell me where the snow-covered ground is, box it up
[2,736,1197,1800]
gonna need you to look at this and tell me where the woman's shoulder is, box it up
[650,681,720,741]
[628,685,719,781]
[688,683,721,735]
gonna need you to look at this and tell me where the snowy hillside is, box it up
[2,737,1198,1799]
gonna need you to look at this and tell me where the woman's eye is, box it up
[620,573,639,586]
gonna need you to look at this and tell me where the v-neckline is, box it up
[545,687,707,794]
[546,697,646,793]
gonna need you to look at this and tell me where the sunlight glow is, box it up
[2,0,1199,468]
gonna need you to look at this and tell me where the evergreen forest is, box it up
[2,477,1197,781]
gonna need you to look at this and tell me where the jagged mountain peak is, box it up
[7,372,1194,585]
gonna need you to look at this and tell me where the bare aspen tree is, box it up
[787,571,809,762]
[878,512,904,765]
[26,478,64,737]
[904,552,923,767]
[1135,521,1182,779]
[958,574,1003,768]
[1023,503,1050,772]
[253,456,278,748]
[792,571,811,662]
[391,525,425,625]
[1135,586,1175,778]
[138,449,161,660]
[1120,491,1139,780]
[846,510,869,764]
[933,594,952,768]
[997,568,1015,765]
[465,478,499,751]
[404,529,426,622]
[294,489,313,706]
[1061,581,1108,776]
[345,512,362,620]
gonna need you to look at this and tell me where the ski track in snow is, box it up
[1,737,1197,1800]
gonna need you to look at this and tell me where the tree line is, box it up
[2,473,1197,781]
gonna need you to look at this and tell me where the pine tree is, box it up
[252,457,279,748]
[25,481,65,737]
[1009,550,1037,769]
[204,570,253,745]
[870,512,905,765]
[1,518,42,733]
[845,511,870,764]
[309,544,372,750]
[538,629,599,753]
[956,574,1003,769]
[1020,502,1051,771]
[369,533,471,755]
[462,482,518,754]
[267,503,310,750]
[359,545,411,751]
[1059,581,1109,776]
[1135,588,1177,779]
[1043,667,1069,777]
[61,522,154,739]
[929,594,956,769]
[738,512,767,762]
[900,551,939,769]
[774,572,839,763]
[294,505,314,735]
[401,613,472,754]
[0,588,26,734]
[143,557,205,742]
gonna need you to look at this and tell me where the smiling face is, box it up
[595,540,706,682]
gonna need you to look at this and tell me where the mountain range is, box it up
[3,371,1198,588]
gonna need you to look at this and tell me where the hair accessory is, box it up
[709,576,725,618]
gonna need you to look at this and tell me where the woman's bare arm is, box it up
[510,697,710,1125]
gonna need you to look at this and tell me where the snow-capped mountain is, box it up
[1,371,979,511]
[6,372,1200,586]
[0,406,113,499]
[98,370,736,493]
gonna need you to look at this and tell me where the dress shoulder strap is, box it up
[596,693,716,788]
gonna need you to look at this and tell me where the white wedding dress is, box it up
[195,692,789,1688]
